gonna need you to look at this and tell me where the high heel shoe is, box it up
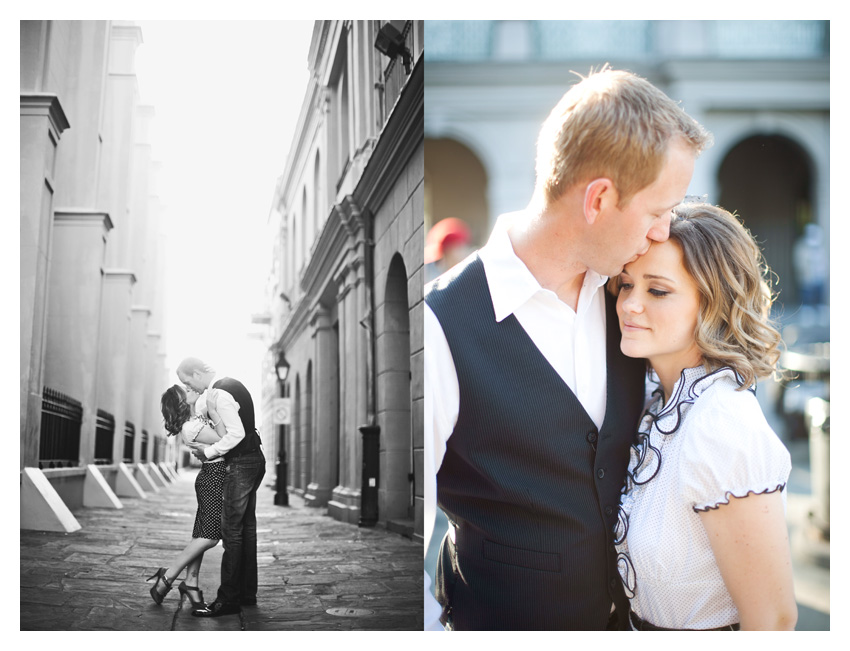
[146,568,173,605]
[178,581,205,611]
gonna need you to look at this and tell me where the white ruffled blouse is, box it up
[180,415,223,464]
[614,366,792,630]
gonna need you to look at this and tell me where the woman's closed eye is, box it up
[648,288,669,297]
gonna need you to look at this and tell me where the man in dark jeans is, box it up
[177,357,266,618]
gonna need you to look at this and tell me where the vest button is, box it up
[605,505,613,516]
[586,430,598,444]
[597,468,605,479]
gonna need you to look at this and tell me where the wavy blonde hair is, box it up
[666,202,782,389]
[535,66,712,208]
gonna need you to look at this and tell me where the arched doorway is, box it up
[379,253,413,525]
[717,134,813,310]
[424,137,489,249]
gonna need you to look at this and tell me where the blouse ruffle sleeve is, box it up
[180,418,205,446]
[679,385,792,512]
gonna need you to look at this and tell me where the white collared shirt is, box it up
[197,374,245,460]
[424,211,609,630]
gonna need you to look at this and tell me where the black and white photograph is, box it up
[20,19,424,632]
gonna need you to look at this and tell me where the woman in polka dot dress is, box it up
[609,202,797,630]
[146,385,227,611]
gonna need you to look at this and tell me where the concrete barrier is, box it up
[134,464,160,493]
[20,467,81,532]
[83,465,123,508]
[115,462,147,498]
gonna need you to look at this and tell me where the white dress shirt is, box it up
[196,376,245,460]
[424,211,609,630]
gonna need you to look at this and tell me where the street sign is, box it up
[272,397,291,425]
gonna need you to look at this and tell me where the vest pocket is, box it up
[482,539,561,573]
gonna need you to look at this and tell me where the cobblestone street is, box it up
[20,468,423,631]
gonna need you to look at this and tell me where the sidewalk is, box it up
[20,469,423,631]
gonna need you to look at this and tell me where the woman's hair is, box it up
[665,202,782,389]
[161,384,191,436]
[535,66,712,208]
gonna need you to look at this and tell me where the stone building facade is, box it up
[20,20,173,531]
[424,20,830,311]
[259,21,424,540]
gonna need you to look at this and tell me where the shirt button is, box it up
[586,430,598,444]
[597,468,606,479]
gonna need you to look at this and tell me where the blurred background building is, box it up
[21,20,174,531]
[257,21,424,539]
[424,19,829,629]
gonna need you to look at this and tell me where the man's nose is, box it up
[648,214,672,242]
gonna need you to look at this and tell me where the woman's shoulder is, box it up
[689,371,763,421]
[682,371,786,458]
[181,416,205,435]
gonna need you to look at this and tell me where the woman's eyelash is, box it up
[649,289,669,297]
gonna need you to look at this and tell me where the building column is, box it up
[45,210,113,465]
[305,306,337,507]
[20,93,69,470]
[328,266,362,523]
[97,270,136,464]
[128,306,151,460]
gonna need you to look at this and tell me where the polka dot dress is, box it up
[180,416,225,541]
[192,460,225,540]
[614,366,792,630]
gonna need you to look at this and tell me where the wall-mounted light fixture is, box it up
[275,350,291,383]
[374,22,411,74]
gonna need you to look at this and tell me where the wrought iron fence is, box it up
[123,421,135,463]
[94,409,115,464]
[39,387,82,469]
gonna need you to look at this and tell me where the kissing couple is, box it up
[147,357,266,618]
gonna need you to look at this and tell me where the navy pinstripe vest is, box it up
[426,254,645,630]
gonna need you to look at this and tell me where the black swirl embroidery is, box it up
[613,366,745,599]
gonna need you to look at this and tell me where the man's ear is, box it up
[583,178,616,225]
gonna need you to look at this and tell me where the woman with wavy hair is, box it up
[146,385,227,611]
[610,201,797,630]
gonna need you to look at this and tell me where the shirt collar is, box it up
[479,211,609,322]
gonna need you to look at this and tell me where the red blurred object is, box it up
[425,218,471,264]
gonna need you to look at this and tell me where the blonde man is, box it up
[425,67,712,631]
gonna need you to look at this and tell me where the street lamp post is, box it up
[274,351,290,507]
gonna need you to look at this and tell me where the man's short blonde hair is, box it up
[535,66,712,208]
[176,357,214,377]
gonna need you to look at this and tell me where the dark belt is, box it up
[630,611,740,631]
[227,446,260,459]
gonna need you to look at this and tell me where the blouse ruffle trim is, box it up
[693,484,786,513]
